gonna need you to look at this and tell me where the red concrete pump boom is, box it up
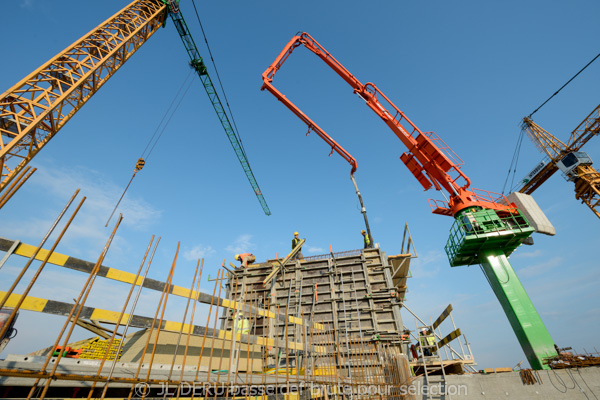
[262,33,563,372]
[262,32,514,217]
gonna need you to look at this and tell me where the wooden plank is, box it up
[263,239,305,287]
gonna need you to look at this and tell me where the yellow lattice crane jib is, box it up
[520,104,600,218]
[0,0,167,197]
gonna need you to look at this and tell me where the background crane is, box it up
[519,104,600,218]
[0,0,270,215]
[263,32,557,370]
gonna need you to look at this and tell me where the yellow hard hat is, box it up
[235,254,240,261]
[294,231,299,235]
[361,230,366,234]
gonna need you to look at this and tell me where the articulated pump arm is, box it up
[263,33,557,370]
[262,32,509,216]
[262,34,358,175]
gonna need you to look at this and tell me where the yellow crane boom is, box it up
[520,104,600,218]
[0,0,167,194]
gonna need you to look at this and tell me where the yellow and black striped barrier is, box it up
[437,328,461,348]
[0,290,324,353]
[0,237,323,331]
[432,304,453,330]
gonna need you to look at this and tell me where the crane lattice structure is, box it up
[520,104,600,218]
[0,0,270,215]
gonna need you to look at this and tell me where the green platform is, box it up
[445,208,535,267]
[444,207,556,369]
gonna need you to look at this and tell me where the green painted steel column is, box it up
[478,249,557,370]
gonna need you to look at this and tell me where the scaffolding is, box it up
[0,190,420,399]
[0,191,482,399]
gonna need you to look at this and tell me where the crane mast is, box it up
[262,32,557,369]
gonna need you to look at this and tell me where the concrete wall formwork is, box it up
[224,248,410,373]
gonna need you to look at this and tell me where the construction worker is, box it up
[234,253,256,268]
[291,232,304,260]
[419,328,436,357]
[234,312,250,335]
[361,230,373,249]
[409,343,419,362]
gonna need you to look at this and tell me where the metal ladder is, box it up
[415,320,447,399]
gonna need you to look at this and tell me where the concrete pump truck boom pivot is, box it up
[261,32,557,370]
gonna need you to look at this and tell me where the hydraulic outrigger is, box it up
[262,32,557,369]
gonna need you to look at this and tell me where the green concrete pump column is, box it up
[479,249,557,370]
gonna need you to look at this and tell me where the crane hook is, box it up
[329,147,334,157]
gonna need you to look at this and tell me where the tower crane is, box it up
[0,0,270,215]
[262,32,557,369]
[519,104,600,218]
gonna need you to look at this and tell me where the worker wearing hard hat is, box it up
[419,328,436,357]
[234,253,256,268]
[361,230,373,249]
[291,232,304,260]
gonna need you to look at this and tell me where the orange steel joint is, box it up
[262,32,516,217]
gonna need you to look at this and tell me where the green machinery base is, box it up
[479,249,557,370]
[445,207,557,369]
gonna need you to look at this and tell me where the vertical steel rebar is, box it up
[166,257,202,391]
[226,282,249,388]
[338,271,353,380]
[227,279,248,378]
[0,189,81,313]
[227,285,254,386]
[141,242,181,397]
[212,271,234,400]
[175,258,204,400]
[99,236,161,400]
[0,166,37,209]
[34,213,123,400]
[88,235,156,399]
[126,240,178,400]
[246,291,261,383]
[193,268,221,383]
[206,269,227,384]
[261,291,270,394]
[0,191,84,341]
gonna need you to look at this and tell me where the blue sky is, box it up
[1,0,599,369]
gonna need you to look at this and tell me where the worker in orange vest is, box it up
[235,253,256,268]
